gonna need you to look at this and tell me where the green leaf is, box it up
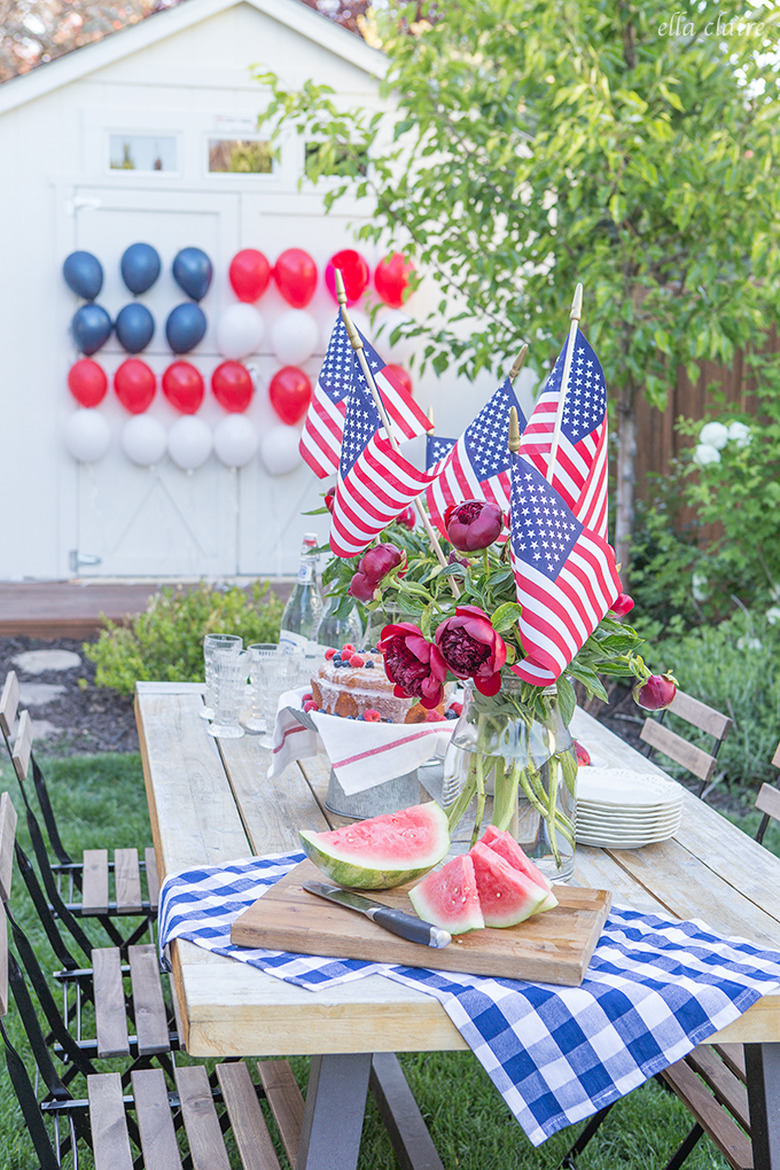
[490,602,522,632]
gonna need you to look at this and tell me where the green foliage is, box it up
[651,607,780,793]
[84,582,284,695]
[257,2,780,404]
[680,350,780,608]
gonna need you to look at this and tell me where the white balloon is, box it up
[260,424,302,476]
[168,415,213,471]
[216,303,265,360]
[373,308,416,362]
[121,415,167,466]
[270,309,319,365]
[64,409,111,463]
[214,414,259,468]
[346,308,370,340]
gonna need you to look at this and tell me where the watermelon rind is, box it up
[408,855,485,934]
[299,801,450,890]
[470,842,549,927]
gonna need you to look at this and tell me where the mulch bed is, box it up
[0,636,138,756]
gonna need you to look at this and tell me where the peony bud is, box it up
[633,673,677,711]
[359,542,405,585]
[574,740,591,766]
[324,487,335,513]
[611,593,635,617]
[396,506,416,530]
[444,499,503,551]
[348,572,376,602]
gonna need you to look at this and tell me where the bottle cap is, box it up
[303,533,318,547]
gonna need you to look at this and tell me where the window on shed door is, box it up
[109,135,178,172]
[208,139,274,173]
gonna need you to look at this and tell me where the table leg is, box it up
[295,1052,372,1170]
[370,1053,444,1170]
[746,1042,780,1168]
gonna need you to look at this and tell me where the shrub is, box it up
[650,607,780,794]
[84,581,284,695]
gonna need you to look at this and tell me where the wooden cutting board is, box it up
[230,859,612,987]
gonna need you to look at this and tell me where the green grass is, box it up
[0,750,742,1169]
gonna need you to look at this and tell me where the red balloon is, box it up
[374,253,414,308]
[273,248,318,308]
[268,366,312,425]
[229,249,272,303]
[68,358,107,408]
[162,361,205,414]
[114,358,156,414]
[212,361,254,412]
[325,249,370,305]
[385,363,413,396]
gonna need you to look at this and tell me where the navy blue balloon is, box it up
[115,303,155,353]
[172,247,213,302]
[63,251,104,301]
[120,243,161,295]
[166,303,207,354]
[71,304,112,355]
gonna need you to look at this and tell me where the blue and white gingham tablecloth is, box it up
[158,852,780,1147]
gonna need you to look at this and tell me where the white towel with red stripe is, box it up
[268,688,454,794]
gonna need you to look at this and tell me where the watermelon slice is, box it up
[480,826,557,908]
[408,854,484,934]
[468,842,550,927]
[299,801,450,889]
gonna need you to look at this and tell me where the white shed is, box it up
[0,0,525,582]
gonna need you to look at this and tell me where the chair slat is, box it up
[0,791,18,903]
[257,1059,305,1166]
[0,902,7,1018]
[639,720,716,783]
[755,782,780,827]
[131,1068,183,1168]
[175,1064,232,1170]
[81,849,110,914]
[773,741,780,770]
[114,848,143,913]
[145,846,160,909]
[93,947,131,1059]
[11,710,32,785]
[687,1046,751,1133]
[660,1059,753,1170]
[88,1072,135,1170]
[715,1043,747,1082]
[216,1061,282,1170]
[128,944,170,1055]
[668,690,732,739]
[0,672,19,739]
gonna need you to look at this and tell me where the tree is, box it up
[260,0,780,574]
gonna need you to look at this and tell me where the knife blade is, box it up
[302,881,451,949]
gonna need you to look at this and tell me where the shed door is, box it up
[59,184,241,578]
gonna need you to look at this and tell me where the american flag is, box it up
[425,378,527,536]
[299,314,430,479]
[330,377,434,558]
[517,330,608,539]
[509,458,620,685]
[425,433,456,473]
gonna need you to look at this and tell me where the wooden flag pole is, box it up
[508,405,522,454]
[335,272,454,581]
[546,283,583,483]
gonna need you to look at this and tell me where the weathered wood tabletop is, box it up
[135,681,780,1167]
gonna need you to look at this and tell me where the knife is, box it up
[303,881,451,949]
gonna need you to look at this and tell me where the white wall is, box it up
[0,0,534,582]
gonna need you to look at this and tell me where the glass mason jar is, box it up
[442,678,577,882]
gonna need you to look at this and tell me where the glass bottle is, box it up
[279,533,323,656]
[315,590,363,651]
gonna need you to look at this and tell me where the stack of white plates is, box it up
[576,767,684,848]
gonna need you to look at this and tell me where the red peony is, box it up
[444,500,503,551]
[611,593,635,617]
[434,605,507,696]
[348,572,377,602]
[378,622,448,709]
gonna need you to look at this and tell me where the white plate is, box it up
[577,806,682,826]
[576,823,680,847]
[577,767,684,809]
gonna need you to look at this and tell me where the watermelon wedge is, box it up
[469,842,549,927]
[408,854,484,934]
[480,825,558,911]
[299,801,450,889]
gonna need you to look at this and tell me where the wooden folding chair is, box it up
[639,688,733,796]
[0,789,308,1170]
[0,671,159,952]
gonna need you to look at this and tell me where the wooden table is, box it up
[135,682,780,1169]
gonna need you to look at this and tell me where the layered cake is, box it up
[310,646,435,723]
